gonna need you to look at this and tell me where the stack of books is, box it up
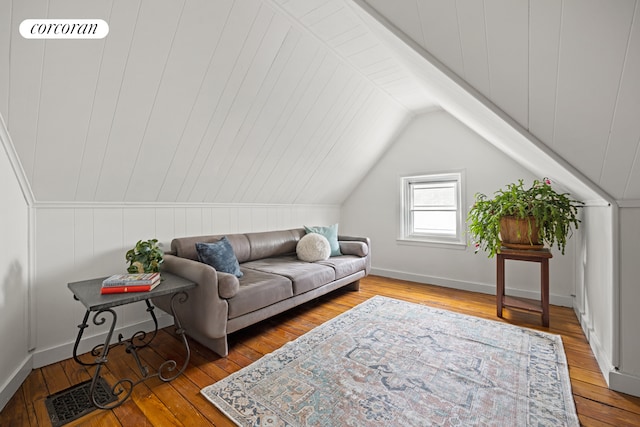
[101,272,161,294]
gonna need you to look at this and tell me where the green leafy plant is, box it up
[125,239,164,273]
[466,178,584,258]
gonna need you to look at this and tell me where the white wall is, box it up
[342,110,578,305]
[574,205,614,381]
[611,206,640,395]
[0,125,30,411]
[31,202,339,368]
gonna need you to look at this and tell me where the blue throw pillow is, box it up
[304,224,342,257]
[195,237,243,278]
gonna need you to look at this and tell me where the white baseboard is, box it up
[371,267,574,307]
[609,369,640,397]
[32,314,174,369]
[0,355,33,412]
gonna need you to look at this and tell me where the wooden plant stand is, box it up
[496,247,552,327]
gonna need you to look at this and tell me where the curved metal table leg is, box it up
[72,310,92,367]
[71,288,192,409]
[159,291,191,382]
[88,309,134,409]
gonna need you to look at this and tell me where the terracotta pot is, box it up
[499,216,544,250]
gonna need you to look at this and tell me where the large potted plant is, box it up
[467,178,583,258]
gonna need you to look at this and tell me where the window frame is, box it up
[399,171,466,248]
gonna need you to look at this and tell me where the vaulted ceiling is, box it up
[359,0,640,202]
[2,0,639,204]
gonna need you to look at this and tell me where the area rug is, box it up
[201,295,579,426]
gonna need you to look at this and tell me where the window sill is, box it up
[396,238,468,250]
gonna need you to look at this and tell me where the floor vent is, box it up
[45,377,117,427]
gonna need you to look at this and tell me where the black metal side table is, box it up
[67,272,196,409]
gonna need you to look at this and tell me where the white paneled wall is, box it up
[616,207,640,390]
[573,206,615,380]
[0,121,30,411]
[31,202,339,367]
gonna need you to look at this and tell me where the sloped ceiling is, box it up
[2,0,435,204]
[360,0,640,201]
[2,0,639,204]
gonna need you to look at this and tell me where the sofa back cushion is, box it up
[245,229,305,261]
[171,228,305,263]
[171,234,251,262]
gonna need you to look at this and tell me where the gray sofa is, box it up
[153,228,371,356]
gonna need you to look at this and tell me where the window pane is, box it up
[400,172,464,245]
[413,185,456,207]
[413,211,457,234]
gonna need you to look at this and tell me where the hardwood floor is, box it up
[2,275,639,426]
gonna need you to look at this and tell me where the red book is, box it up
[100,282,160,294]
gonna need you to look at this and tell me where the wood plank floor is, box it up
[2,275,639,426]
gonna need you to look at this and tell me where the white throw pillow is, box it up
[296,233,331,262]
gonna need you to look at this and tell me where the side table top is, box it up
[68,271,196,311]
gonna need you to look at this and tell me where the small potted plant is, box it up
[125,239,164,273]
[467,178,584,258]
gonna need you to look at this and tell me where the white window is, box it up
[400,172,465,246]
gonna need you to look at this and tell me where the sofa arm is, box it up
[338,235,371,275]
[153,254,229,341]
[339,241,369,257]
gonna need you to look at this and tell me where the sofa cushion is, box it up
[318,255,368,280]
[196,237,243,278]
[245,229,305,261]
[228,268,293,319]
[242,256,336,295]
[304,224,342,256]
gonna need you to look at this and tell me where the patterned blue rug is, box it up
[202,295,579,426]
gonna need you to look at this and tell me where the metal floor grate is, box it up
[45,377,117,427]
